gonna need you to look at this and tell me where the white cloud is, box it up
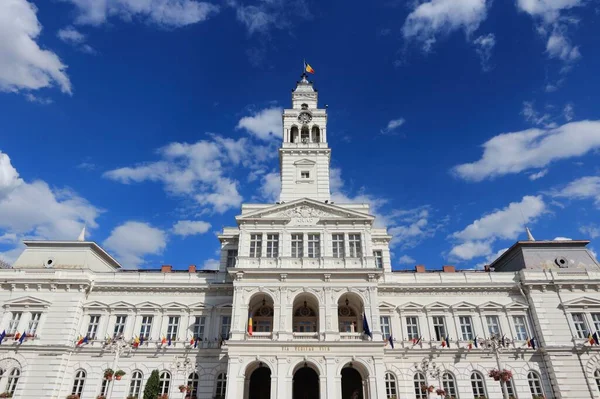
[402,0,489,52]
[380,118,405,135]
[551,176,600,207]
[259,171,281,203]
[172,220,211,237]
[65,0,219,28]
[563,103,574,121]
[236,107,282,141]
[522,101,555,127]
[104,135,275,213]
[473,33,495,71]
[452,120,600,181]
[529,169,548,180]
[0,152,21,200]
[202,258,220,270]
[516,0,582,23]
[103,221,167,268]
[0,0,71,94]
[25,93,53,104]
[546,31,580,61]
[553,236,572,240]
[232,0,311,35]
[397,255,416,265]
[57,26,96,54]
[449,195,546,261]
[580,225,600,239]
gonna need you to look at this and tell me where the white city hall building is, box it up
[2,75,600,399]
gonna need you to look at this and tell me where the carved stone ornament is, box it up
[271,205,343,219]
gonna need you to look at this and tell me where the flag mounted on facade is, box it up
[445,335,451,348]
[76,335,84,346]
[530,337,537,349]
[132,336,140,348]
[168,336,172,346]
[14,332,21,341]
[18,332,26,344]
[589,333,595,345]
[248,311,253,336]
[304,60,315,74]
[139,336,144,346]
[388,335,394,349]
[474,337,478,348]
[161,336,167,346]
[593,332,599,346]
[468,340,473,350]
[362,314,372,338]
[0,330,5,345]
[194,337,199,348]
[441,336,446,347]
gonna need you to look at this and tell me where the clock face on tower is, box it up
[298,112,312,124]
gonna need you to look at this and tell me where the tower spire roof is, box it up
[77,224,87,242]
[526,226,535,241]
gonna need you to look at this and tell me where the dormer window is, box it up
[301,103,308,110]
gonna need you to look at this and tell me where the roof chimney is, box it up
[442,265,455,273]
[188,265,197,273]
[415,264,426,273]
[161,265,172,273]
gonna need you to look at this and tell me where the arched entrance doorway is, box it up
[249,366,271,399]
[341,366,364,399]
[293,364,319,399]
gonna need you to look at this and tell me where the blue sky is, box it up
[1,0,600,270]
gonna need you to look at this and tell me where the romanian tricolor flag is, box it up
[14,332,21,341]
[589,333,595,345]
[132,336,140,348]
[304,60,314,74]
[441,337,446,347]
[161,336,167,345]
[248,312,253,336]
[468,340,473,350]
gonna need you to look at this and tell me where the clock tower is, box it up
[279,73,331,202]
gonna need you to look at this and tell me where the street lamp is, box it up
[170,355,196,399]
[485,335,512,399]
[104,335,130,399]
[417,358,442,398]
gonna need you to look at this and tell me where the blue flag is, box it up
[362,314,372,338]
[388,335,394,349]
[168,336,172,346]
[593,333,599,346]
[474,337,478,348]
[139,336,144,345]
[445,335,450,348]
[194,338,198,348]
[18,332,26,344]
[531,337,537,349]
[0,330,5,345]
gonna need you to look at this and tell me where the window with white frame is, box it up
[87,315,100,339]
[8,312,21,334]
[385,372,397,398]
[513,315,529,340]
[129,370,143,398]
[28,312,41,335]
[470,371,487,398]
[216,372,227,397]
[100,376,109,396]
[459,316,474,340]
[406,316,420,340]
[291,234,304,258]
[595,369,600,392]
[332,233,345,258]
[442,372,458,398]
[380,316,391,339]
[166,316,179,340]
[486,315,502,337]
[221,315,231,339]
[226,249,237,267]
[432,316,446,341]
[159,371,171,395]
[266,234,279,258]
[192,316,206,340]
[348,233,362,257]
[301,171,310,178]
[140,316,153,339]
[572,313,589,338]
[71,370,86,396]
[374,250,383,268]
[307,234,320,258]
[113,315,127,338]
[528,371,543,396]
[414,372,427,399]
[505,378,516,397]
[187,372,199,397]
[7,368,19,395]
[592,313,600,332]
[249,234,262,258]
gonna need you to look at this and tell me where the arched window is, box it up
[311,126,320,143]
[290,126,298,143]
[385,372,397,398]
[159,371,171,395]
[442,372,458,398]
[505,377,516,397]
[129,370,143,398]
[293,299,318,333]
[414,372,427,399]
[253,302,274,333]
[187,372,199,398]
[528,371,543,396]
[301,126,310,143]
[595,369,600,392]
[216,372,227,397]
[72,369,86,396]
[338,305,359,332]
[470,371,487,398]
[100,378,110,396]
[7,368,20,395]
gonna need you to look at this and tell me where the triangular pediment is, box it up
[137,301,161,310]
[451,301,477,311]
[3,296,51,309]
[478,301,504,310]
[425,302,450,311]
[560,297,600,309]
[163,302,189,311]
[294,159,316,166]
[504,301,529,310]
[83,301,109,310]
[238,198,374,221]
[399,301,423,311]
[109,301,135,309]
[189,302,209,310]
[379,301,397,311]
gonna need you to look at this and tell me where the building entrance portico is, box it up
[247,363,271,399]
[341,364,367,399]
[293,362,320,399]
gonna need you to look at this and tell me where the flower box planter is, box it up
[436,388,446,396]
[179,385,189,393]
[0,393,13,398]
[96,396,107,399]
[104,368,114,380]
[115,370,126,380]
[66,395,79,399]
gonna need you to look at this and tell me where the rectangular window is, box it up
[593,313,600,333]
[459,316,474,341]
[27,313,41,335]
[192,316,206,340]
[486,315,502,337]
[166,316,180,340]
[332,233,345,258]
[249,234,262,258]
[140,316,153,339]
[266,234,279,258]
[220,316,231,339]
[513,315,529,340]
[380,316,391,338]
[348,233,362,257]
[291,234,304,258]
[432,316,446,341]
[255,320,272,332]
[87,315,100,339]
[113,315,127,338]
[301,171,310,178]
[406,316,419,340]
[307,234,320,258]
[374,250,383,268]
[572,313,589,339]
[295,321,317,333]
[7,312,21,334]
[100,379,109,396]
[226,250,237,267]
